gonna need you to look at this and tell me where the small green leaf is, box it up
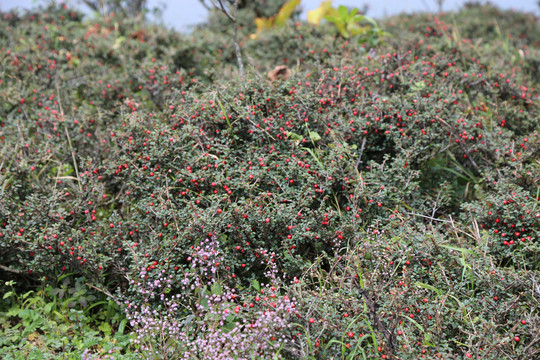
[338,26,349,38]
[309,131,321,141]
[99,322,112,336]
[352,14,365,23]
[44,300,55,314]
[415,281,443,296]
[440,244,476,255]
[222,321,236,332]
[402,314,425,333]
[211,282,222,295]
[21,291,34,301]
[252,279,260,292]
[118,319,127,335]
[324,15,341,24]
[364,16,379,27]
[286,132,303,141]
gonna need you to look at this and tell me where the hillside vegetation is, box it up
[0,1,538,359]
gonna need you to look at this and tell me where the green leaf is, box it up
[286,131,303,141]
[99,321,112,336]
[415,281,443,296]
[402,314,425,333]
[183,314,195,328]
[113,36,126,49]
[43,299,56,314]
[57,272,74,284]
[337,5,348,20]
[3,291,13,299]
[217,99,230,128]
[252,279,260,292]
[439,244,476,255]
[21,291,34,300]
[85,300,108,313]
[337,25,349,38]
[363,16,379,27]
[302,148,325,170]
[118,319,127,335]
[423,332,436,347]
[222,320,237,333]
[309,131,321,142]
[211,282,222,295]
[7,306,22,317]
[324,15,341,24]
[411,81,426,92]
[352,14,365,23]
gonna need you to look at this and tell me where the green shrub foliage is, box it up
[0,2,538,359]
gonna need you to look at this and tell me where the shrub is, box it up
[0,2,538,359]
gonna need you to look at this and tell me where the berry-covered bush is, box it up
[0,1,538,359]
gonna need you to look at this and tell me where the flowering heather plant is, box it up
[122,236,299,359]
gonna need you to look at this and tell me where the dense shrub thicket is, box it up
[0,2,538,359]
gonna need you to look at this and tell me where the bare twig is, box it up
[85,282,119,303]
[355,137,367,170]
[0,264,25,274]
[198,0,213,11]
[404,211,452,223]
[209,0,234,21]
[55,82,83,193]
[203,0,245,80]
[353,276,396,352]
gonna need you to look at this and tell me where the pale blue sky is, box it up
[1,0,538,31]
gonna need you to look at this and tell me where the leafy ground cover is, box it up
[0,1,538,359]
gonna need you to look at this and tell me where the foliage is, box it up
[324,5,385,45]
[306,2,386,46]
[0,1,538,359]
[0,279,133,359]
[252,0,301,38]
